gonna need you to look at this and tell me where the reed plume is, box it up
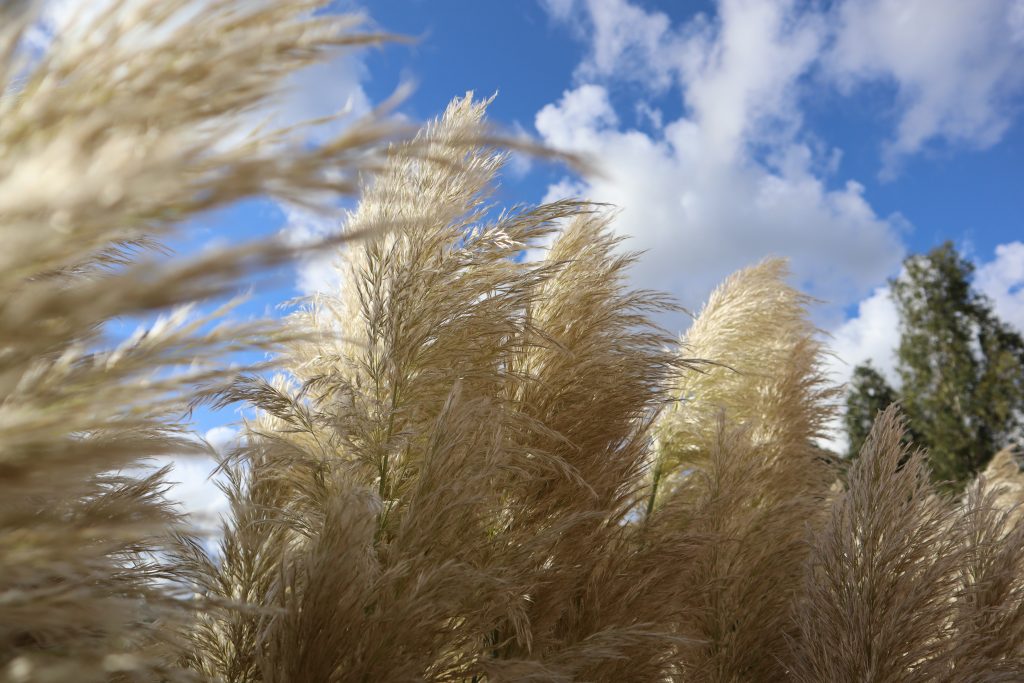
[0,1,400,679]
[186,95,566,681]
[788,407,1024,682]
[789,406,962,681]
[647,259,839,681]
[187,92,709,681]
[943,473,1024,680]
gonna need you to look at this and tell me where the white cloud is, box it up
[157,426,240,534]
[535,83,619,148]
[828,0,1024,173]
[540,0,578,21]
[534,0,1024,335]
[827,286,901,388]
[533,3,908,321]
[267,51,373,143]
[1014,0,1024,43]
[680,0,826,162]
[204,425,241,453]
[536,88,905,319]
[574,0,683,90]
[818,284,901,454]
[634,101,664,130]
[976,241,1024,331]
[543,0,1024,175]
[278,201,345,295]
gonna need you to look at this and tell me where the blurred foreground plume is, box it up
[0,0,405,679]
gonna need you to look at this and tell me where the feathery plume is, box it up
[186,94,592,681]
[790,406,963,682]
[943,459,1024,680]
[649,259,840,680]
[0,1,401,679]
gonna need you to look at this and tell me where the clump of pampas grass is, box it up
[184,94,720,682]
[9,2,1024,681]
[181,94,1024,682]
[0,1,403,680]
[648,259,840,680]
[180,96,834,682]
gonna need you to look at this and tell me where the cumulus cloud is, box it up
[976,241,1024,331]
[827,286,901,386]
[535,0,907,318]
[539,85,906,314]
[545,0,1024,172]
[819,285,901,451]
[561,0,684,90]
[536,0,1024,331]
[680,0,826,161]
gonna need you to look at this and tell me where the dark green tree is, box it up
[844,363,901,459]
[846,242,1024,488]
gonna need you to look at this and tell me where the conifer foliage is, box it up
[846,243,1024,486]
[844,362,903,458]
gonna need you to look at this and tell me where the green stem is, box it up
[645,457,664,520]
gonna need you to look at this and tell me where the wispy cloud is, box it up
[828,0,1024,175]
[544,0,1024,171]
[278,200,346,295]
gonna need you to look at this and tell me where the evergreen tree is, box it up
[844,363,900,458]
[846,242,1024,487]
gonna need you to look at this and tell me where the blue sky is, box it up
[361,0,1024,263]
[352,0,1024,381]
[201,0,1024,428]
[251,0,1024,380]
[32,0,1024,514]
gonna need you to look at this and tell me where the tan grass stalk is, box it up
[478,213,698,682]
[790,405,964,682]
[184,95,589,681]
[645,259,839,681]
[942,464,1024,680]
[0,1,402,679]
[975,448,1024,524]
